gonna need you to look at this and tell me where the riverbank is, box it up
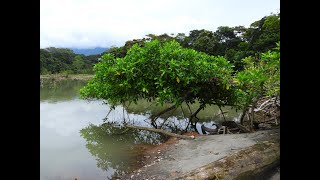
[40,74,94,81]
[121,128,280,180]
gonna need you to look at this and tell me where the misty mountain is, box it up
[71,47,108,56]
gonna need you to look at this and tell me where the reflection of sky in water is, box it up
[40,100,106,136]
[40,100,113,180]
[40,98,154,180]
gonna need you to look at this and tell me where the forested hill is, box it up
[40,12,279,75]
[40,47,101,74]
[71,47,108,56]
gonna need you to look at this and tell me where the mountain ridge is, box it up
[71,47,108,55]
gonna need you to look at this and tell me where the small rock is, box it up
[214,152,219,155]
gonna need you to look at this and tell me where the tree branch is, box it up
[125,125,195,139]
[150,104,177,128]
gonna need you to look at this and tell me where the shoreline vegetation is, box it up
[40,74,94,81]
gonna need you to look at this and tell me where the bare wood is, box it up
[125,125,195,139]
[228,127,240,131]
[159,107,178,129]
[240,107,248,125]
[218,106,226,121]
[236,124,251,133]
[189,104,205,125]
[150,105,177,126]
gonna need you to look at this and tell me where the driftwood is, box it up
[125,125,195,139]
[236,124,252,133]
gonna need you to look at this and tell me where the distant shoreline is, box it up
[40,74,94,81]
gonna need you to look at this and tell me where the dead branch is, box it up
[159,107,178,129]
[236,124,252,133]
[240,107,248,125]
[218,106,226,121]
[125,125,195,139]
[189,104,205,125]
[150,104,176,128]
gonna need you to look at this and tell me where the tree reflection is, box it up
[80,122,166,178]
[40,79,87,102]
[124,99,242,124]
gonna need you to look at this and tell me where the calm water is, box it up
[40,79,242,180]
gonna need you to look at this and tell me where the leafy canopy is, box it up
[235,42,280,107]
[80,40,237,107]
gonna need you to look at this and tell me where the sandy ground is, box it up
[121,129,280,180]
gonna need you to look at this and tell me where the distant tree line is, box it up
[105,12,279,72]
[40,47,101,74]
[40,12,279,74]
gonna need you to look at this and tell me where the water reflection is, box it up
[124,99,242,123]
[80,122,165,178]
[40,79,87,102]
[40,100,110,180]
[40,79,243,179]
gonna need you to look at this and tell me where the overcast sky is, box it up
[40,0,280,49]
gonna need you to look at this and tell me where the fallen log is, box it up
[125,125,195,139]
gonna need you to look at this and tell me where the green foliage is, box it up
[72,55,86,73]
[172,13,280,71]
[80,40,237,108]
[40,48,99,74]
[61,69,74,75]
[244,13,280,52]
[235,42,280,107]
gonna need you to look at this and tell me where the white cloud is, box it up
[40,0,280,48]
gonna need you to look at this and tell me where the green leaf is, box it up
[176,77,180,83]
